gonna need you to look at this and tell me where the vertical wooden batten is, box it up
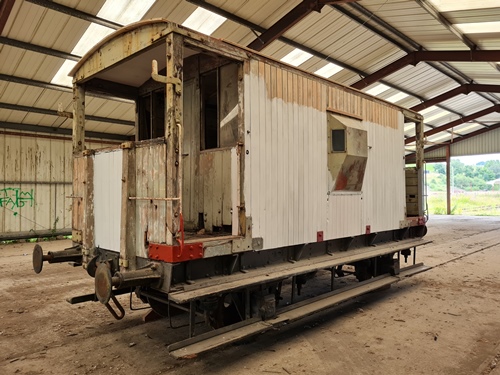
[72,84,85,155]
[164,33,184,246]
[120,143,136,270]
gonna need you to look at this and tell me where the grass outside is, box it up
[427,191,500,215]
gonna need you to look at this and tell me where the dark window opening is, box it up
[138,88,165,140]
[201,70,219,149]
[332,129,346,152]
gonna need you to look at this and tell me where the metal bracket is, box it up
[151,59,182,94]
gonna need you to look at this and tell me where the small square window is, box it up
[332,129,345,152]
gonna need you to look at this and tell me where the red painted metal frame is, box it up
[148,242,204,263]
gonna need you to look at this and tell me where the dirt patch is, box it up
[1,215,500,374]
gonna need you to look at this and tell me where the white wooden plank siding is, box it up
[134,143,167,258]
[245,61,405,251]
[93,149,123,251]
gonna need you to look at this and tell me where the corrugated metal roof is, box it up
[0,0,499,149]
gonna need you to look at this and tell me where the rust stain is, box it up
[335,171,347,190]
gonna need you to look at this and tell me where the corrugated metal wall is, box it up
[423,128,500,161]
[0,132,110,239]
[244,60,405,251]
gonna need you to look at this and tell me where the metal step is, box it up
[168,263,430,358]
[168,238,432,304]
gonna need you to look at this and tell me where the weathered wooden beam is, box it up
[165,33,184,245]
[72,84,85,154]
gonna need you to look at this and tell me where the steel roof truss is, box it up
[405,105,500,145]
[353,51,500,90]
[247,0,357,52]
[411,84,500,113]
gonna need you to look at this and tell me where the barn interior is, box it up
[1,0,500,373]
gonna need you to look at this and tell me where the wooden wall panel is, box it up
[245,59,405,251]
[134,142,167,258]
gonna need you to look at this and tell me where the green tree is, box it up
[433,163,445,174]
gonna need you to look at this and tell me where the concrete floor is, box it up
[0,215,499,374]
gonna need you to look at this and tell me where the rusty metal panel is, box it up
[93,149,123,251]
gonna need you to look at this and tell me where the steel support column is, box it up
[446,145,451,215]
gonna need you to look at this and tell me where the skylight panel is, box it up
[314,62,343,78]
[72,24,114,56]
[419,105,438,116]
[51,60,78,87]
[99,0,155,25]
[430,0,500,12]
[365,83,390,96]
[455,21,500,34]
[280,48,313,67]
[404,123,415,132]
[427,132,451,142]
[182,7,226,36]
[456,123,482,133]
[51,0,155,86]
[386,92,409,103]
[424,110,450,123]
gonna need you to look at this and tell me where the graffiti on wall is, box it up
[0,188,35,216]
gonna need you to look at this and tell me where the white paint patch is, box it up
[93,150,123,251]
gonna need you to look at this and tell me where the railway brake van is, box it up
[33,19,430,357]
